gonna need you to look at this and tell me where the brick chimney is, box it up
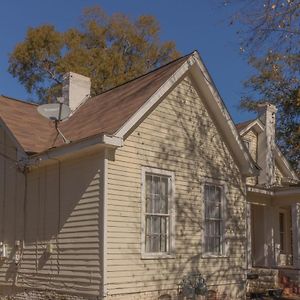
[62,72,91,111]
[257,103,277,186]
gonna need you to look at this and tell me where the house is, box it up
[237,110,300,289]
[0,50,298,300]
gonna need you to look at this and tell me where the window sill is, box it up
[201,254,228,259]
[141,253,176,260]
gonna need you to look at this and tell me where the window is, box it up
[279,212,285,253]
[243,140,250,150]
[142,167,174,257]
[204,183,224,255]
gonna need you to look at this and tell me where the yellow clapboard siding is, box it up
[107,76,246,297]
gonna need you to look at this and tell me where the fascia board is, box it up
[28,134,123,165]
[239,119,264,136]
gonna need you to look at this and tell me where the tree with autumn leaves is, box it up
[9,6,180,103]
[224,0,300,173]
[8,3,299,173]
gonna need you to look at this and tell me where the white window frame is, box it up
[202,178,228,258]
[141,166,175,259]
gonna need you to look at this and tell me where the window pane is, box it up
[160,177,168,214]
[144,172,171,253]
[145,235,151,252]
[153,216,160,234]
[154,194,161,213]
[146,216,151,234]
[152,235,160,252]
[204,184,223,255]
[146,175,152,213]
[154,176,160,195]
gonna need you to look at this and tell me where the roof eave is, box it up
[28,133,123,166]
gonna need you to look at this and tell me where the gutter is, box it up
[28,133,123,166]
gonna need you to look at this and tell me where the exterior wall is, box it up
[242,129,257,186]
[107,76,247,299]
[0,132,104,300]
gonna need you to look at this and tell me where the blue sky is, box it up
[0,0,255,123]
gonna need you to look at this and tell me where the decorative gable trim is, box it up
[238,117,298,182]
[239,119,264,136]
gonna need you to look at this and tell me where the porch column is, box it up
[264,206,276,267]
[246,203,252,269]
[292,203,300,268]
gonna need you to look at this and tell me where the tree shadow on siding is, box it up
[134,77,249,299]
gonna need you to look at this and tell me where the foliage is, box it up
[223,0,300,172]
[9,6,180,103]
[224,0,300,54]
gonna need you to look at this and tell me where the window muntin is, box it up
[204,184,224,255]
[145,173,171,253]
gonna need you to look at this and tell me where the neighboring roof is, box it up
[236,119,255,131]
[236,117,298,181]
[0,95,56,153]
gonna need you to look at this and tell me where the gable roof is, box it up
[58,54,190,145]
[1,51,258,176]
[236,119,255,131]
[236,117,298,181]
[236,119,264,136]
[0,54,190,154]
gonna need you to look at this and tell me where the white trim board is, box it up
[140,166,176,259]
[239,119,264,136]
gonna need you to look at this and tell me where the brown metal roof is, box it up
[0,54,190,154]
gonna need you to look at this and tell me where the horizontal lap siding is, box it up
[0,148,103,298]
[107,76,247,298]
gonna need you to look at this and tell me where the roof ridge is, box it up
[0,94,38,106]
[89,51,194,99]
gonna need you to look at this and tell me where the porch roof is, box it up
[247,185,300,205]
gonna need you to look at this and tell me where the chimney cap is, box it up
[257,102,277,114]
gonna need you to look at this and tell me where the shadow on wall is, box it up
[0,151,103,292]
[127,76,248,299]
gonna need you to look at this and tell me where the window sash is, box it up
[204,184,224,255]
[145,173,171,253]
